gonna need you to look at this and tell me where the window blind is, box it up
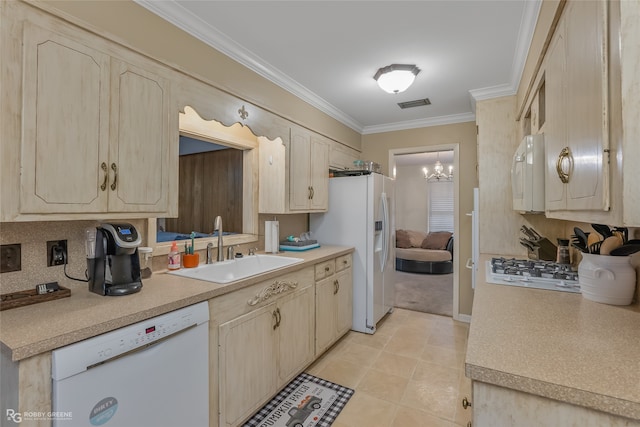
[428,181,454,232]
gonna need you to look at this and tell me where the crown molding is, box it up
[136,0,539,135]
[362,112,476,135]
[134,0,364,132]
[468,0,541,111]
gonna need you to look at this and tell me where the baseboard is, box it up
[454,313,472,323]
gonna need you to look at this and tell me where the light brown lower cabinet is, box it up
[315,255,353,356]
[213,267,315,427]
[472,381,640,426]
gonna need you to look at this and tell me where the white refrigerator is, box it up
[310,173,395,334]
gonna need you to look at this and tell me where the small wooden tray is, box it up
[0,286,71,311]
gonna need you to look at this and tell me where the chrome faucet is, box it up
[213,216,224,262]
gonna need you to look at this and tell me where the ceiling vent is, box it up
[398,98,431,109]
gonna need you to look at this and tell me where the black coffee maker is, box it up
[87,223,143,296]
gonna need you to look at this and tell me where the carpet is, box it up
[393,270,453,317]
[243,372,354,427]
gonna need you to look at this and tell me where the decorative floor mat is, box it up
[243,372,354,427]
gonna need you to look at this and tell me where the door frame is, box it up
[388,143,462,321]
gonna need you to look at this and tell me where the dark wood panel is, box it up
[202,149,243,233]
[166,149,243,235]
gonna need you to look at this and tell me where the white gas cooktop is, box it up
[485,258,580,293]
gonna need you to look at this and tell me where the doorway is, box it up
[389,145,460,319]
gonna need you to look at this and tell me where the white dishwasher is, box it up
[52,302,209,427]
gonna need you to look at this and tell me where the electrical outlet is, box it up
[47,240,67,267]
[0,244,21,273]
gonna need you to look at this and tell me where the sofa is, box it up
[395,230,454,274]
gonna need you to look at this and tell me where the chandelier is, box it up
[423,159,453,181]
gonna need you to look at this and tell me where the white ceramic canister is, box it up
[578,253,636,305]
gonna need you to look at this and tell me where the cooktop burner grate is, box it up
[490,257,579,281]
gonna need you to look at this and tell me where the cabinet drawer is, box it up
[210,267,314,323]
[335,254,352,272]
[314,260,335,281]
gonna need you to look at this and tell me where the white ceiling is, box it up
[136,1,540,134]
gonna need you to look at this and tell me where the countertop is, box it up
[0,246,353,362]
[466,254,640,420]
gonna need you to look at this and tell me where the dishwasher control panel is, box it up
[52,302,209,380]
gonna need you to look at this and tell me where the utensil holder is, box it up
[578,253,636,305]
[183,253,199,268]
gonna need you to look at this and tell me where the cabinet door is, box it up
[278,284,314,384]
[564,0,609,211]
[219,303,278,427]
[335,268,354,336]
[258,136,287,213]
[309,135,329,211]
[315,275,338,355]
[545,1,609,213]
[289,126,312,210]
[109,59,171,213]
[20,23,110,214]
[544,18,568,211]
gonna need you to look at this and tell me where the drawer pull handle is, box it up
[272,308,281,329]
[325,266,330,272]
[248,280,298,306]
[110,163,118,190]
[462,396,472,409]
[100,162,108,191]
[556,146,572,184]
[333,279,339,295]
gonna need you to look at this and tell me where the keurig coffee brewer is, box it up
[87,223,143,296]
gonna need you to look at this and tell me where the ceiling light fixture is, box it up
[373,64,420,94]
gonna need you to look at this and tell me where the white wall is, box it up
[395,165,428,231]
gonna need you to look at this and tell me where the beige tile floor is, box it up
[307,308,472,427]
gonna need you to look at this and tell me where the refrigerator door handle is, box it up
[381,192,389,272]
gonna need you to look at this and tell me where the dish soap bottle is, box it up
[168,241,181,270]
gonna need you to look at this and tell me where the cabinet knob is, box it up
[462,396,472,409]
[325,266,330,272]
[555,147,572,184]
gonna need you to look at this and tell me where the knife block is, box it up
[527,238,557,261]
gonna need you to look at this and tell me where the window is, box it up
[428,181,454,232]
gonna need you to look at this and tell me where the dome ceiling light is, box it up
[373,64,421,94]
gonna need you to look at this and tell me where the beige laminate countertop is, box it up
[0,246,353,362]
[466,254,640,420]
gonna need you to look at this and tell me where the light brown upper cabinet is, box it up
[4,19,177,221]
[259,125,329,213]
[289,126,329,211]
[544,0,609,213]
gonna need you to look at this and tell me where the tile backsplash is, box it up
[0,220,146,294]
[0,215,309,294]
